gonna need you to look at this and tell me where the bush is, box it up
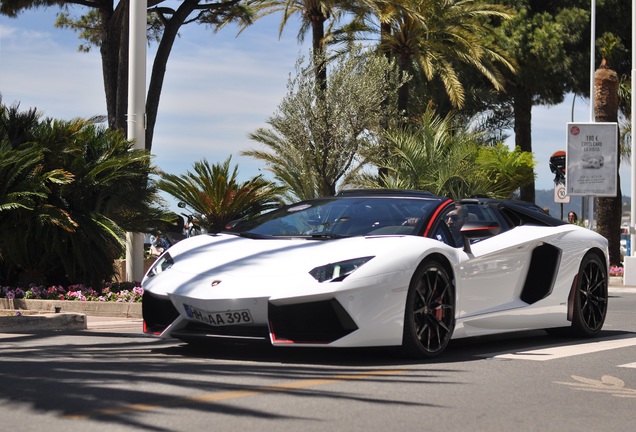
[0,100,169,288]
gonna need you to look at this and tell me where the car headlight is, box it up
[309,256,374,283]
[146,252,174,278]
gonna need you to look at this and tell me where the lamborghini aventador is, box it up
[142,189,609,358]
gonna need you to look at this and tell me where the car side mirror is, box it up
[225,219,243,230]
[460,221,501,253]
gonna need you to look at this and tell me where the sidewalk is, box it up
[85,315,144,333]
[0,313,143,335]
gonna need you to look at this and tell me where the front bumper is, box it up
[142,292,358,344]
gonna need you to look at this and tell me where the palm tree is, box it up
[0,106,73,217]
[157,157,284,232]
[37,119,165,287]
[340,0,515,115]
[594,33,623,266]
[242,131,321,202]
[348,109,534,199]
[0,100,165,287]
[247,0,344,89]
[0,101,75,285]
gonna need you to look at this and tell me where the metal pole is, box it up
[624,0,636,286]
[125,0,147,282]
[631,0,636,256]
[629,0,636,256]
[590,0,596,119]
[588,0,596,229]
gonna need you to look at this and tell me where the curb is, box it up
[0,299,141,333]
[0,313,87,332]
[610,276,623,286]
[1,299,141,318]
[609,277,636,288]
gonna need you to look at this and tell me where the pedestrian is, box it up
[568,211,578,224]
[150,233,170,256]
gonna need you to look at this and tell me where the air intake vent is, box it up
[520,244,561,304]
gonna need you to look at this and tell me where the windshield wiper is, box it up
[221,231,347,240]
[307,233,348,239]
[221,231,271,239]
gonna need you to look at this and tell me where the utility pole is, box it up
[125,0,147,282]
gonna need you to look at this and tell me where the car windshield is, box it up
[228,197,439,238]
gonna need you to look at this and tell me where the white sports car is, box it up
[142,189,609,358]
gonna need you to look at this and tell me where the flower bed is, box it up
[609,266,623,277]
[1,282,143,303]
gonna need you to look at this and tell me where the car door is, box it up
[454,204,543,318]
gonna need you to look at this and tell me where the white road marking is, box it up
[554,375,636,398]
[493,337,636,361]
[618,362,636,368]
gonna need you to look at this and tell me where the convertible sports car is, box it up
[142,189,609,358]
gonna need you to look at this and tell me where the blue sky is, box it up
[1,4,631,206]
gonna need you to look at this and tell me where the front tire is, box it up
[401,260,455,359]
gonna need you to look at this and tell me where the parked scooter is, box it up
[177,202,204,238]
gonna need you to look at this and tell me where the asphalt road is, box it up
[1,287,635,432]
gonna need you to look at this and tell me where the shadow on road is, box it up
[1,328,633,430]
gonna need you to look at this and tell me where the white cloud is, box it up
[1,20,106,118]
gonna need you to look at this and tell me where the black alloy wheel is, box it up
[402,260,455,358]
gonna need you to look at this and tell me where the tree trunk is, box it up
[310,11,327,92]
[99,2,126,132]
[397,53,410,116]
[145,1,197,151]
[114,3,128,133]
[96,0,238,151]
[594,66,621,266]
[513,87,535,203]
[377,20,393,182]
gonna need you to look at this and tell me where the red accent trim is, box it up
[567,274,579,321]
[423,199,453,237]
[269,321,293,344]
[269,322,331,345]
[462,225,499,232]
[142,320,163,336]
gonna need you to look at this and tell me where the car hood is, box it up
[142,233,449,300]
[161,233,380,274]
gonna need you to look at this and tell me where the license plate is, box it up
[184,304,253,326]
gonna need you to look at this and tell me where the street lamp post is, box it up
[630,0,636,258]
[125,0,148,282]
